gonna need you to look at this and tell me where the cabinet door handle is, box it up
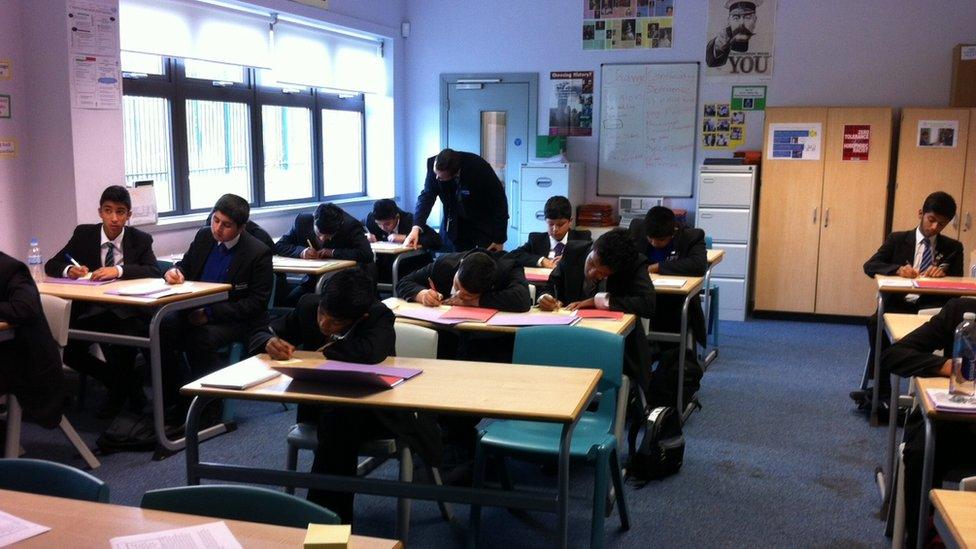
[967,213,972,231]
[701,213,713,219]
[535,177,552,188]
[812,207,818,224]
[824,208,831,228]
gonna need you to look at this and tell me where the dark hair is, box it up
[372,199,400,221]
[433,148,460,175]
[319,269,374,321]
[100,185,132,210]
[213,194,249,226]
[593,229,637,272]
[644,206,676,238]
[314,203,345,234]
[456,252,496,294]
[922,191,957,220]
[544,196,573,220]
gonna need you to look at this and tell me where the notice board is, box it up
[598,62,699,197]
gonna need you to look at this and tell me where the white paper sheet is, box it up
[878,278,914,288]
[652,278,687,288]
[0,510,51,546]
[110,521,242,549]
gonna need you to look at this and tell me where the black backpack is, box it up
[626,405,685,485]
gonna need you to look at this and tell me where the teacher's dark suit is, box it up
[862,229,964,394]
[250,295,439,523]
[508,229,592,268]
[544,240,655,396]
[275,212,375,302]
[363,209,439,284]
[414,152,509,252]
[880,297,976,546]
[0,252,64,428]
[628,220,708,347]
[161,228,273,396]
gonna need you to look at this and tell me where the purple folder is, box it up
[486,313,580,327]
[395,308,465,325]
[273,361,423,390]
[45,277,114,286]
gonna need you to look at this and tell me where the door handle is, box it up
[702,178,715,184]
[510,180,519,230]
[823,207,830,228]
[812,207,818,224]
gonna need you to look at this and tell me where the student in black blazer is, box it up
[363,199,440,285]
[404,148,509,253]
[0,251,65,429]
[881,297,976,547]
[537,230,656,399]
[508,195,591,268]
[160,194,273,407]
[44,185,160,417]
[275,203,375,305]
[855,191,964,413]
[249,269,437,524]
[397,250,532,313]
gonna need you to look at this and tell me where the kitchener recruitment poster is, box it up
[704,0,775,79]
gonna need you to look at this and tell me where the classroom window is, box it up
[122,95,175,213]
[120,51,166,76]
[321,109,365,197]
[185,99,252,210]
[262,105,314,202]
[184,59,246,84]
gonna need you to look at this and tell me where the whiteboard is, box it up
[597,63,699,197]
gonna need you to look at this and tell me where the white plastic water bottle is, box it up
[27,238,43,282]
[950,312,976,400]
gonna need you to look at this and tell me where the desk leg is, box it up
[556,421,576,549]
[185,395,211,485]
[882,375,902,513]
[870,294,885,425]
[702,266,718,370]
[916,415,935,549]
[677,292,692,422]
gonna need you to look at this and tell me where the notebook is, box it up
[273,361,422,390]
[45,277,113,286]
[486,313,580,326]
[440,306,498,322]
[395,307,465,325]
[652,278,687,288]
[926,388,976,413]
[574,309,624,320]
[913,279,976,291]
[199,362,281,390]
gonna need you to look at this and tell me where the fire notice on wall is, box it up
[842,125,870,161]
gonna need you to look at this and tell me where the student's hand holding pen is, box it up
[66,265,90,279]
[164,268,185,285]
[896,262,918,279]
[264,328,295,360]
[416,278,443,307]
[920,263,949,278]
[537,294,562,312]
[90,266,121,281]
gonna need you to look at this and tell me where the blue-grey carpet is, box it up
[13,319,888,547]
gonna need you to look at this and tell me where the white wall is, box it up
[402,0,976,219]
[0,0,30,256]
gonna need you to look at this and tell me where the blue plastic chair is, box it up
[469,326,629,549]
[141,485,339,528]
[0,458,109,502]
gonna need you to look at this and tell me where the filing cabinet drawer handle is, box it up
[535,211,545,221]
[535,177,553,188]
[700,213,713,219]
[702,178,715,184]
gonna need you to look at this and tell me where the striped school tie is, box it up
[104,242,115,268]
[919,238,933,273]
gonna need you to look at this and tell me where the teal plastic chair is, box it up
[469,326,629,549]
[703,236,719,347]
[0,458,109,502]
[141,485,339,528]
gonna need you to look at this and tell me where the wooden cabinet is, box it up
[755,107,893,316]
[961,110,976,256]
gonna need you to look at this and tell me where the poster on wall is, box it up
[0,95,10,119]
[705,0,775,79]
[767,123,821,160]
[917,120,958,148]
[731,85,766,110]
[71,54,121,110]
[0,59,11,80]
[842,125,870,161]
[582,0,674,50]
[0,138,17,158]
[549,71,594,137]
[702,103,745,149]
[67,0,120,57]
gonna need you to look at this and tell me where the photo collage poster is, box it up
[702,103,745,149]
[583,0,674,50]
[549,71,594,137]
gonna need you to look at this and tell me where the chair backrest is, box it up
[704,235,713,249]
[157,259,174,274]
[513,326,624,429]
[39,294,72,347]
[394,322,438,359]
[0,458,108,502]
[141,485,339,528]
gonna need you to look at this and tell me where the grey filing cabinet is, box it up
[515,163,585,245]
[695,164,758,321]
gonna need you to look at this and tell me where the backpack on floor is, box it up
[626,404,685,485]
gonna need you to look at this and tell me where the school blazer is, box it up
[507,229,593,268]
[248,295,442,465]
[175,228,273,328]
[363,210,442,251]
[275,212,374,265]
[0,252,64,428]
[881,297,976,378]
[44,224,160,280]
[396,250,532,312]
[864,230,964,278]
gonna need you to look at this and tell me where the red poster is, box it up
[842,124,870,161]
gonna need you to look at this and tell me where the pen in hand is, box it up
[65,254,82,268]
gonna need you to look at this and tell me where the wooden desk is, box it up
[931,489,976,549]
[37,278,231,455]
[182,352,602,549]
[883,313,933,343]
[0,489,401,548]
[369,243,428,297]
[389,300,635,337]
[648,274,704,421]
[913,377,976,548]
[707,249,725,266]
[160,254,356,293]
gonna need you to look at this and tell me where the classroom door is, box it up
[442,77,534,248]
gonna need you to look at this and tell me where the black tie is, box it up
[104,243,115,267]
